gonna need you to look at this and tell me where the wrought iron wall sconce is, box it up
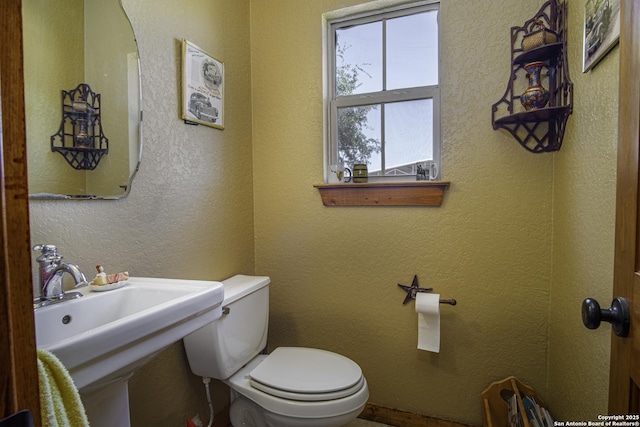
[50,83,108,170]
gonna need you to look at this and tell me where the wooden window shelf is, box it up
[314,182,449,207]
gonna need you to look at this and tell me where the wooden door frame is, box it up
[610,0,640,414]
[0,0,41,424]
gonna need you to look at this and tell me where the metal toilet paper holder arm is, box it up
[397,275,457,306]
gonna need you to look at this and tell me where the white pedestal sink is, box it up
[34,277,224,427]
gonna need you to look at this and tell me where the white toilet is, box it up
[183,275,369,427]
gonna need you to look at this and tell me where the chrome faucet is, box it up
[33,244,88,308]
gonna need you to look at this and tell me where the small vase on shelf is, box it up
[520,61,550,111]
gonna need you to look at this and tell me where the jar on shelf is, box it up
[520,61,550,111]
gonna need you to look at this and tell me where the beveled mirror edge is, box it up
[28,0,143,201]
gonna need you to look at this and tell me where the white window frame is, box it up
[325,1,441,182]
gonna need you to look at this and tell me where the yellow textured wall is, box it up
[84,0,137,195]
[252,0,560,424]
[28,0,254,424]
[547,0,618,419]
[23,0,85,194]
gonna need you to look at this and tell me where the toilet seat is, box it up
[249,347,363,401]
[251,376,366,402]
[226,352,369,420]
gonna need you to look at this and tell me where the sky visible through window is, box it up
[336,10,438,173]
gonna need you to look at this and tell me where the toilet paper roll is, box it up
[415,293,440,353]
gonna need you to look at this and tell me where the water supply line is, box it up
[202,377,214,427]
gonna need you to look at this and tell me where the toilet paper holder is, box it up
[398,275,457,306]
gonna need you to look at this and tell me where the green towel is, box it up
[37,348,90,427]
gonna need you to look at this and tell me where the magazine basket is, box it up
[481,376,547,427]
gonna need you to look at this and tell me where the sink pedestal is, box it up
[81,375,133,427]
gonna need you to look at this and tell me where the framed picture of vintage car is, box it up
[583,0,620,72]
[181,39,224,129]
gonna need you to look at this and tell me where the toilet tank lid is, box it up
[222,275,270,305]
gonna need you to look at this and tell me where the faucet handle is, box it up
[33,244,62,263]
[33,244,58,254]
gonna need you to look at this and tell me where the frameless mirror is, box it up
[23,0,142,200]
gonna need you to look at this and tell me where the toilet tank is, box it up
[183,275,270,379]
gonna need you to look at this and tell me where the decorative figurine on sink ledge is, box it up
[89,265,130,292]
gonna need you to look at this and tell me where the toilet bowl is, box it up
[183,275,368,427]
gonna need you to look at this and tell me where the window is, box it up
[326,2,440,181]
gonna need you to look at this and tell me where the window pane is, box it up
[335,22,382,96]
[386,11,438,89]
[384,99,433,174]
[337,105,381,169]
[329,5,440,183]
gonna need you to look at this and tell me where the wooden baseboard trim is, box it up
[359,403,477,427]
[213,402,476,427]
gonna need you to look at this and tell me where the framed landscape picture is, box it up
[181,39,224,129]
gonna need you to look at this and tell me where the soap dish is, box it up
[89,280,130,292]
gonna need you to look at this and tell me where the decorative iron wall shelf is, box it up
[51,83,109,170]
[491,0,573,153]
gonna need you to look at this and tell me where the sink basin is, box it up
[34,277,224,391]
